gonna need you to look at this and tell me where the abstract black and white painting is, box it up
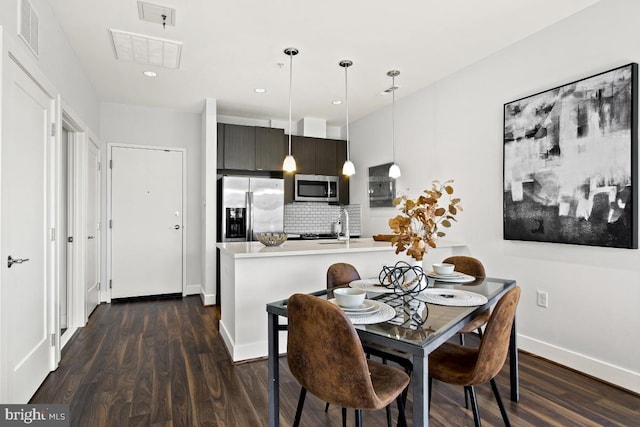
[503,63,638,249]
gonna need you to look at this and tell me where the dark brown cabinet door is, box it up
[291,136,316,173]
[223,124,256,170]
[217,123,225,169]
[255,127,285,170]
[315,138,338,175]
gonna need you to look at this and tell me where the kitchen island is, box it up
[216,238,466,362]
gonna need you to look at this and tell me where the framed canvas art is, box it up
[368,163,396,208]
[503,63,638,249]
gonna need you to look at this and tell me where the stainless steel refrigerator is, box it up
[218,176,285,242]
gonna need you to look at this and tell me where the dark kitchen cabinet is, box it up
[255,127,286,170]
[223,124,256,170]
[217,123,225,169]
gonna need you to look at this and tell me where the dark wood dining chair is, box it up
[287,293,410,427]
[428,286,521,427]
[442,256,490,345]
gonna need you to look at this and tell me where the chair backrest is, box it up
[286,293,383,409]
[443,256,486,277]
[326,262,361,289]
[471,286,521,384]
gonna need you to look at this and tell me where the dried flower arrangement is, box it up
[388,180,462,261]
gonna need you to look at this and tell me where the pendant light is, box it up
[387,70,401,179]
[282,47,299,173]
[340,60,355,176]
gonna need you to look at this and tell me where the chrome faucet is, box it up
[338,207,350,242]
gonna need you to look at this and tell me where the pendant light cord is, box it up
[288,52,293,155]
[345,65,350,160]
[392,73,396,164]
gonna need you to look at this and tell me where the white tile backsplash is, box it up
[284,203,361,236]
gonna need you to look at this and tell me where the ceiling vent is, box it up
[18,0,39,56]
[109,29,182,69]
[137,1,176,27]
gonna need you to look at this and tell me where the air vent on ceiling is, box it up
[19,0,39,56]
[109,29,182,69]
[137,1,176,27]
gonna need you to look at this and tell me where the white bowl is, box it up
[432,263,455,275]
[333,288,366,307]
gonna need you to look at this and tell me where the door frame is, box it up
[55,104,91,356]
[106,143,187,302]
[0,38,59,401]
[85,135,101,317]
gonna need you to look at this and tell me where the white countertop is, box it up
[216,238,465,259]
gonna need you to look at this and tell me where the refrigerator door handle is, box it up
[246,191,254,241]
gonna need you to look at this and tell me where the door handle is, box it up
[7,255,30,268]
[88,235,95,240]
[171,225,181,230]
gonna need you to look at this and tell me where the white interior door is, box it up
[85,140,100,315]
[0,57,54,402]
[110,146,183,299]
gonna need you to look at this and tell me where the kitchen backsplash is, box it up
[284,203,361,236]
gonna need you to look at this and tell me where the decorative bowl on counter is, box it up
[256,232,288,247]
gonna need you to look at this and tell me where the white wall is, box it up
[0,0,100,132]
[350,0,639,393]
[100,103,202,295]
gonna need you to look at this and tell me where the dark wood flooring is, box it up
[31,296,640,426]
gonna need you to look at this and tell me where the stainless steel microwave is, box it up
[294,174,339,202]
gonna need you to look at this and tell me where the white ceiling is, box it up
[45,0,599,126]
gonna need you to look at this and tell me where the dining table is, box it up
[266,275,518,427]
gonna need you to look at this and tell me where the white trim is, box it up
[185,283,200,296]
[106,142,187,301]
[518,334,640,394]
[200,286,216,306]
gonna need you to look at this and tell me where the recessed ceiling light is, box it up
[254,88,267,93]
[332,100,342,105]
[143,70,158,77]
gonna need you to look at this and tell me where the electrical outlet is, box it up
[536,290,548,308]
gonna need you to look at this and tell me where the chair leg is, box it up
[428,377,433,416]
[355,409,362,427]
[490,378,511,427]
[464,385,470,409]
[386,404,392,427]
[459,333,465,345]
[477,328,483,339]
[342,407,347,427]
[396,393,408,427]
[466,385,482,427]
[293,387,307,427]
[324,402,330,412]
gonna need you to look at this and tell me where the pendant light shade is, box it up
[387,70,401,179]
[340,59,355,177]
[282,47,299,173]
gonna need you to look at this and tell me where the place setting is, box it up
[426,262,476,284]
[330,288,396,324]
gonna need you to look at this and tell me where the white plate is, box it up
[426,271,476,283]
[329,299,381,315]
[349,278,396,294]
[417,288,488,306]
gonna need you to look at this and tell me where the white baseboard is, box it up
[518,334,639,394]
[185,283,200,296]
[199,286,216,306]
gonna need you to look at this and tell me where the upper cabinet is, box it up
[217,124,285,171]
[255,127,286,170]
[291,136,341,175]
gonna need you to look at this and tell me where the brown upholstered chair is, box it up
[428,286,521,427]
[287,293,410,427]
[327,262,361,289]
[442,256,491,345]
